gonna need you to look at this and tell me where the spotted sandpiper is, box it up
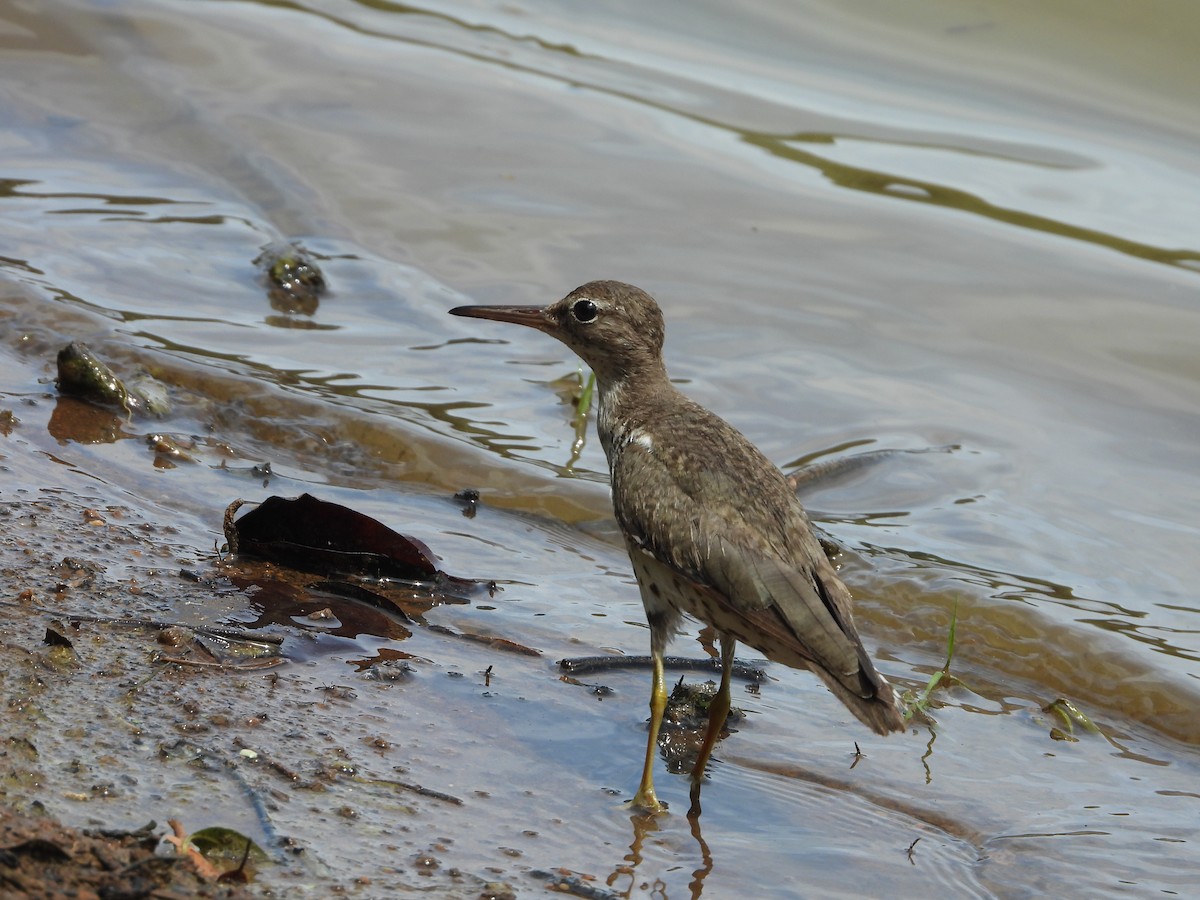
[450,281,905,816]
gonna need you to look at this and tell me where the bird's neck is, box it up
[593,362,674,463]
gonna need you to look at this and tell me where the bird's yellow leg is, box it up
[630,650,668,813]
[688,635,736,817]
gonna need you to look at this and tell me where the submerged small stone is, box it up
[56,342,129,410]
[255,241,326,314]
[55,342,170,416]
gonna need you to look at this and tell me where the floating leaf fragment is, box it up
[1043,697,1099,738]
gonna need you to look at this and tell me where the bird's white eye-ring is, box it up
[571,299,598,323]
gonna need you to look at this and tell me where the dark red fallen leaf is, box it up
[225,494,492,605]
[227,494,440,580]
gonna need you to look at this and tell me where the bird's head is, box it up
[450,280,666,383]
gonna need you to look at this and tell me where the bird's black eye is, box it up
[571,299,598,323]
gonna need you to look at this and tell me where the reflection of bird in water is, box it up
[452,280,905,816]
[600,802,715,898]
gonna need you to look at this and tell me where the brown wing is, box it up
[611,410,904,733]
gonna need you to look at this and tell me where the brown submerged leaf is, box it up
[228,494,438,578]
[225,494,489,602]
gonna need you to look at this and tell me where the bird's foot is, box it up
[687,780,704,818]
[627,789,668,815]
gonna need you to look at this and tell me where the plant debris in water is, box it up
[225,493,489,599]
[1043,697,1100,741]
[223,493,499,642]
[254,241,326,314]
[902,599,962,723]
[169,823,269,882]
[657,676,746,774]
[558,654,766,681]
[549,368,596,471]
[454,487,481,518]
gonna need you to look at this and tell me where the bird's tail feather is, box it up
[813,666,907,736]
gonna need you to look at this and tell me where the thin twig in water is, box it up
[907,837,921,864]
[159,656,286,670]
[359,775,463,806]
[559,654,767,681]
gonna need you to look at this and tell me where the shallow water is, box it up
[2,0,1198,896]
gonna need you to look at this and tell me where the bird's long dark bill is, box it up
[448,304,550,332]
